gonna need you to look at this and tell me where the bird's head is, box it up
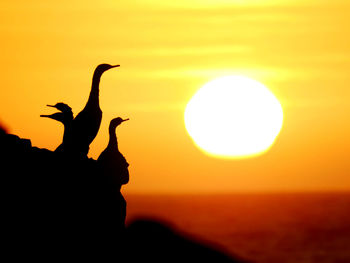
[95,64,120,75]
[41,103,73,124]
[110,117,129,129]
[47,103,73,114]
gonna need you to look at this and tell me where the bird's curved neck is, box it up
[108,125,119,150]
[62,112,74,127]
[87,71,102,108]
[62,119,72,138]
[62,119,72,127]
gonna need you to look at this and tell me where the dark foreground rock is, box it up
[1,130,250,262]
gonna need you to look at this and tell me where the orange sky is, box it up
[1,0,349,193]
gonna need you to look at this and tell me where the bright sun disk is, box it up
[184,76,283,158]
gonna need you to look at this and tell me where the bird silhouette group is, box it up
[40,63,129,230]
[41,64,126,157]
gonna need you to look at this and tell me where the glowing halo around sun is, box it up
[184,76,283,158]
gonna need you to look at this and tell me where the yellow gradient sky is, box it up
[1,0,349,193]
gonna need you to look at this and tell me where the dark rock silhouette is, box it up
[124,219,251,263]
[0,122,8,134]
[1,130,249,262]
[1,130,121,258]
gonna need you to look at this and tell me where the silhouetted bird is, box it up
[40,103,74,152]
[97,117,129,187]
[70,64,120,157]
[97,117,129,233]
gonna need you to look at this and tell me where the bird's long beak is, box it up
[111,65,120,68]
[122,118,129,122]
[46,104,56,108]
[40,114,50,118]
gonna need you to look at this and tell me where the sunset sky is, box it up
[1,0,349,193]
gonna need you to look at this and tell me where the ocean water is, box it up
[125,193,350,263]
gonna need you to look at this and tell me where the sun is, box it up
[184,76,283,158]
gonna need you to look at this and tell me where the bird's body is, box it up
[69,105,102,157]
[70,64,119,157]
[97,117,129,188]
